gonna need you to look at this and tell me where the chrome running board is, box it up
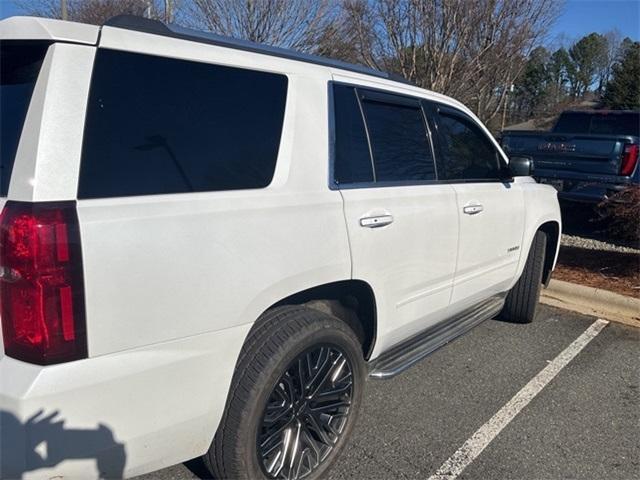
[368,295,506,379]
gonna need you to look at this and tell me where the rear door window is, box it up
[361,94,435,183]
[331,84,436,186]
[0,41,50,196]
[79,49,288,199]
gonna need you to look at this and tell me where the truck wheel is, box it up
[499,230,547,324]
[205,305,365,480]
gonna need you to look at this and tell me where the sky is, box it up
[0,0,639,43]
[548,0,640,46]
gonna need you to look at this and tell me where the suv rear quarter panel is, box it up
[9,42,95,202]
[78,29,351,356]
[2,32,352,477]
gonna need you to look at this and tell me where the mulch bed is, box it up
[553,245,640,298]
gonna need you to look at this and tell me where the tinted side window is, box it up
[332,85,374,184]
[362,99,435,182]
[0,41,50,196]
[436,111,501,181]
[79,49,287,199]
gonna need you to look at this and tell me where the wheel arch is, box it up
[538,220,561,286]
[264,280,378,360]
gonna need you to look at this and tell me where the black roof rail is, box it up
[103,15,413,85]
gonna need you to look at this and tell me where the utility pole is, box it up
[501,84,514,131]
[143,0,152,19]
[164,0,173,23]
[60,0,68,20]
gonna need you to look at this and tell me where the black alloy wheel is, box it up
[257,345,354,480]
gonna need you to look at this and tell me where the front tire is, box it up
[205,305,365,480]
[499,230,547,324]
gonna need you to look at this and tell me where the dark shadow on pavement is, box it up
[184,457,214,479]
[0,409,125,479]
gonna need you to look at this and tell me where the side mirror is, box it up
[508,155,534,177]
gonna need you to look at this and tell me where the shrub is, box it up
[596,186,640,243]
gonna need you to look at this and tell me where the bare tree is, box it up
[13,0,175,24]
[597,29,623,94]
[185,0,339,53]
[341,0,561,124]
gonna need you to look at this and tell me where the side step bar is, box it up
[368,295,506,379]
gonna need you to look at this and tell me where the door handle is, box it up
[463,204,483,215]
[360,215,393,228]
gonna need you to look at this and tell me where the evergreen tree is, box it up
[603,41,640,109]
[568,33,608,97]
[515,47,551,118]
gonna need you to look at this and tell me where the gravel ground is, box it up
[560,234,640,254]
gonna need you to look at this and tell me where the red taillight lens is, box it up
[621,144,639,176]
[0,201,86,365]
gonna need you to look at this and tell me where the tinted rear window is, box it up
[554,112,640,136]
[0,41,49,196]
[79,49,288,199]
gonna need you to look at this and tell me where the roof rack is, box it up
[104,15,411,84]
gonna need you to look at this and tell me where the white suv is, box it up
[0,15,561,480]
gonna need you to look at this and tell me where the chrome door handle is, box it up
[360,215,393,228]
[463,204,483,215]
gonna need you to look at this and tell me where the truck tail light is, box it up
[620,144,639,176]
[0,201,87,365]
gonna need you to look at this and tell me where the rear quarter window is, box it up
[78,49,288,199]
[0,41,50,196]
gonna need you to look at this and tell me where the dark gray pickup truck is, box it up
[501,110,639,202]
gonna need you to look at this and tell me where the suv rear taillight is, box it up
[621,144,639,176]
[0,201,87,365]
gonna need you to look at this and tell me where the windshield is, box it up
[0,41,50,196]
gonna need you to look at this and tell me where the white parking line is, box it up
[428,318,609,480]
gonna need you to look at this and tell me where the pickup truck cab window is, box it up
[434,107,503,181]
[554,111,640,136]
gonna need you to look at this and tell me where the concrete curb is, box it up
[541,279,640,328]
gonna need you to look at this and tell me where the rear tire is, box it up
[499,230,547,324]
[205,305,365,480]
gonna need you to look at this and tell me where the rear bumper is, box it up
[535,170,636,203]
[558,186,619,203]
[0,323,250,479]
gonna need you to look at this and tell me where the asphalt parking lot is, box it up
[138,305,639,480]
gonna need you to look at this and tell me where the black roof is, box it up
[104,15,410,84]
